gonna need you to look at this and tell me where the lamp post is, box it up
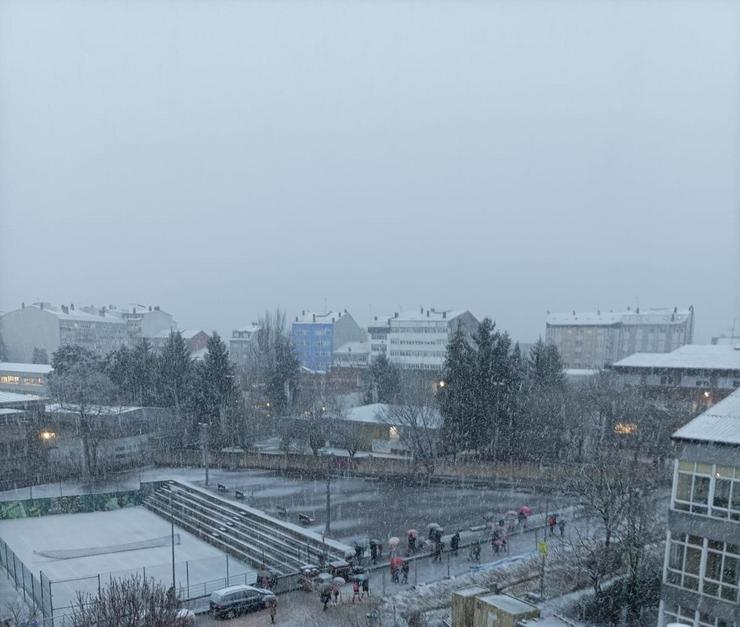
[199,422,210,486]
[325,454,334,535]
[170,491,176,590]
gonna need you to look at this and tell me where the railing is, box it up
[0,536,47,618]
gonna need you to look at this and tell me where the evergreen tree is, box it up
[105,345,135,403]
[130,338,157,406]
[437,323,476,455]
[267,333,299,415]
[157,331,194,412]
[366,354,400,403]
[0,332,6,361]
[52,344,100,375]
[195,333,240,444]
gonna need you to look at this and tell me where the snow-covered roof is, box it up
[613,344,740,371]
[476,593,538,614]
[233,324,260,335]
[46,403,142,415]
[0,362,53,374]
[564,368,600,377]
[0,408,24,416]
[293,310,343,325]
[341,403,443,428]
[393,309,469,323]
[24,304,126,325]
[368,316,392,328]
[333,341,370,355]
[0,391,45,404]
[546,308,691,327]
[673,388,740,446]
[150,328,202,340]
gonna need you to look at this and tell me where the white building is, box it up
[367,315,392,361]
[658,388,740,627]
[0,303,129,362]
[387,308,478,371]
[229,324,261,370]
[80,303,176,341]
[546,306,695,369]
[333,341,370,369]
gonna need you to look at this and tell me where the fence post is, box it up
[382,569,386,597]
[98,573,101,595]
[143,566,146,582]
[226,555,230,585]
[40,571,44,618]
[185,561,189,598]
[21,565,26,601]
[12,554,18,588]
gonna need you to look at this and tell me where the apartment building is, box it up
[0,303,129,362]
[658,388,740,627]
[387,308,478,371]
[546,306,695,369]
[291,310,366,373]
[368,315,392,360]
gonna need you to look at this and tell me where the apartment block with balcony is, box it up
[367,315,392,360]
[658,389,740,627]
[546,306,695,369]
[291,310,366,373]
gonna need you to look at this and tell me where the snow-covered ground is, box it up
[0,507,255,614]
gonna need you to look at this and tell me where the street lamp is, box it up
[39,430,56,442]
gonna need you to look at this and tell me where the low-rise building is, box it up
[148,329,209,354]
[611,344,740,408]
[546,306,695,369]
[387,308,478,371]
[0,362,53,394]
[229,324,261,371]
[0,391,48,488]
[333,341,370,369]
[658,388,740,627]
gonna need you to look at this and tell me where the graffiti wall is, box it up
[0,489,145,520]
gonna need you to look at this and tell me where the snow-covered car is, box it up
[209,584,276,620]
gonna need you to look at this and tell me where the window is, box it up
[674,461,712,514]
[711,465,740,522]
[666,532,740,605]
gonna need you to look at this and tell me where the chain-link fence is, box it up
[0,536,46,618]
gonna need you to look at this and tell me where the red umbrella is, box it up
[390,556,403,569]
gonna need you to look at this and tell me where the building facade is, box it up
[387,308,478,371]
[291,310,366,373]
[229,324,261,371]
[368,315,392,360]
[546,306,695,369]
[658,389,740,627]
[0,303,129,362]
[149,329,209,355]
[612,344,740,408]
[0,362,53,395]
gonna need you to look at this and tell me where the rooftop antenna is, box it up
[324,297,327,314]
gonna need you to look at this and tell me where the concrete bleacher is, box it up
[143,480,351,576]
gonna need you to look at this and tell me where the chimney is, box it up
[636,307,640,314]
[40,303,44,310]
[572,310,576,316]
[302,310,305,316]
[295,316,298,322]
[420,306,424,314]
[394,312,398,318]
[674,306,677,313]
[155,305,160,311]
[312,314,316,323]
[443,311,447,319]
[21,302,25,308]
[426,310,430,317]
[71,303,75,310]
[149,305,152,312]
[374,316,377,321]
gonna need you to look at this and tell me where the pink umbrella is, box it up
[388,537,400,547]
[518,506,532,516]
[407,529,418,538]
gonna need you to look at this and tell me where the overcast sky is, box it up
[1,0,738,343]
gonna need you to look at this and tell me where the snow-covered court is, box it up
[0,506,255,613]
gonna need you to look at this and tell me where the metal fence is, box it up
[0,536,46,618]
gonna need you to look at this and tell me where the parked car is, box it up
[209,585,276,620]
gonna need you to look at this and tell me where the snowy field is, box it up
[0,507,255,613]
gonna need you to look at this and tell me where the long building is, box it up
[658,388,740,627]
[546,306,695,369]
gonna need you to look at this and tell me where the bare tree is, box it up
[381,403,441,482]
[69,575,180,626]
[331,419,371,459]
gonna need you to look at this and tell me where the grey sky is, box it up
[1,0,738,343]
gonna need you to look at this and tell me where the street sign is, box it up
[537,541,548,557]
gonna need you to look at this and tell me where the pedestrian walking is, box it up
[369,540,378,565]
[547,514,557,536]
[354,543,363,565]
[451,531,460,556]
[517,510,527,528]
[432,541,442,563]
[351,579,361,603]
[332,583,340,605]
[558,518,566,537]
[408,533,416,554]
[470,542,481,562]
[267,597,277,624]
[401,560,409,584]
[321,589,331,611]
[361,576,370,599]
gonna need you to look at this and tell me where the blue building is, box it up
[291,310,365,373]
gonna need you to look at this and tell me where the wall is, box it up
[0,307,60,363]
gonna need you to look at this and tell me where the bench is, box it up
[235,490,245,499]
[217,483,227,493]
[298,513,315,525]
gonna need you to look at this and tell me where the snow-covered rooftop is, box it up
[333,341,370,355]
[232,324,260,335]
[546,307,691,327]
[150,328,202,340]
[191,347,208,361]
[393,308,468,323]
[673,388,740,446]
[0,391,45,405]
[613,344,740,371]
[341,403,443,428]
[0,362,53,374]
[293,310,349,325]
[46,403,143,415]
[0,408,24,416]
[25,304,126,324]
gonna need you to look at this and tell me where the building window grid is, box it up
[665,531,739,604]
[672,460,740,521]
[663,602,736,627]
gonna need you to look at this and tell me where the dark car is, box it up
[209,585,276,620]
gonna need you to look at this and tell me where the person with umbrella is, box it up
[361,574,370,599]
[369,539,378,564]
[401,558,410,584]
[319,582,332,611]
[390,555,403,583]
[332,577,345,605]
[388,536,400,556]
[450,531,460,556]
[407,529,417,553]
[351,577,361,603]
[354,541,364,565]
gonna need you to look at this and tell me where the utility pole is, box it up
[200,423,210,486]
[170,491,176,590]
[325,455,332,535]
